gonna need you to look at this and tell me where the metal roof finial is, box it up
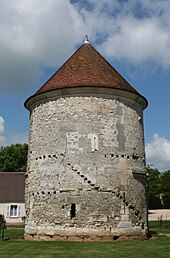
[84,35,89,44]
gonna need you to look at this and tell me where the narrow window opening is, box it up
[70,203,76,218]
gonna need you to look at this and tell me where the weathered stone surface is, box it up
[24,229,148,242]
[25,93,148,241]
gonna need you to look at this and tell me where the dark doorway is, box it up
[70,203,76,218]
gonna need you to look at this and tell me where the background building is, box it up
[0,172,25,223]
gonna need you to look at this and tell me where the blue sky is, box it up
[0,0,170,171]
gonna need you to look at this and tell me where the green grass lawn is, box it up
[0,223,170,258]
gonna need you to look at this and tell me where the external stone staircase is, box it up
[69,163,140,218]
[68,163,99,189]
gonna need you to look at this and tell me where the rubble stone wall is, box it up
[25,94,148,241]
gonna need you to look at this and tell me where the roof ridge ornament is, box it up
[84,35,89,44]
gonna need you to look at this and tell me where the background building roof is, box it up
[0,172,25,203]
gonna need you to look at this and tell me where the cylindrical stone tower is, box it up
[24,39,148,241]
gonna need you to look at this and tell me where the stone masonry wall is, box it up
[25,95,147,241]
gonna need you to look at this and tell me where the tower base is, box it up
[24,227,148,242]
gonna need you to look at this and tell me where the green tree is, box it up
[146,165,161,209]
[160,170,170,208]
[0,143,28,172]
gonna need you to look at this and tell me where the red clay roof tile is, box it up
[35,43,141,96]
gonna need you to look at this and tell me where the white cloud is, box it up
[1,0,170,95]
[4,132,28,146]
[78,0,170,67]
[146,134,170,171]
[0,116,6,145]
[0,115,28,146]
[99,17,170,66]
[0,0,85,94]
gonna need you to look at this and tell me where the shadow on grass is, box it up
[148,230,158,239]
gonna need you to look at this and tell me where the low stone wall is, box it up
[149,209,170,221]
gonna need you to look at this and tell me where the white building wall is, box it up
[0,203,25,223]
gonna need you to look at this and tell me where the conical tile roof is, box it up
[25,42,147,109]
[36,43,139,94]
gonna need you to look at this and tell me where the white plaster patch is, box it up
[66,132,79,149]
[88,133,98,152]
